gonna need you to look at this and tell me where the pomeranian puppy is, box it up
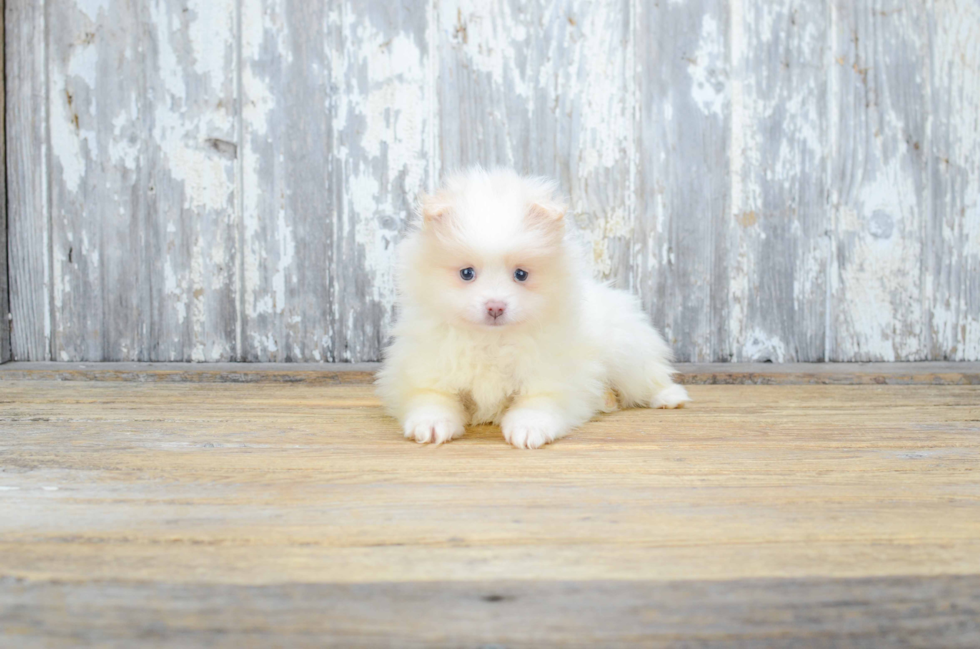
[376,168,689,449]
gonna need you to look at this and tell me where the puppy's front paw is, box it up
[501,408,567,449]
[651,384,691,409]
[403,408,465,445]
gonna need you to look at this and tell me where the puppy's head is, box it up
[401,169,570,329]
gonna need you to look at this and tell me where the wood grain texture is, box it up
[634,0,730,363]
[2,361,980,385]
[142,0,239,362]
[239,0,334,362]
[241,0,432,362]
[6,0,50,360]
[0,381,978,645]
[728,0,829,362]
[3,576,979,648]
[828,0,932,361]
[5,1,980,362]
[47,0,142,361]
[0,0,8,364]
[327,1,434,362]
[929,1,980,360]
[44,0,238,362]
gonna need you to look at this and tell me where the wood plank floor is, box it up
[1,374,979,646]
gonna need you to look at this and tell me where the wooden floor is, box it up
[1,366,979,647]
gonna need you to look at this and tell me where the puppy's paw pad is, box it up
[651,384,691,409]
[601,388,620,413]
[501,410,565,449]
[403,410,464,445]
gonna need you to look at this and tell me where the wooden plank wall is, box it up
[0,1,7,363]
[5,0,980,362]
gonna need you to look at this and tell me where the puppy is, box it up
[376,168,689,449]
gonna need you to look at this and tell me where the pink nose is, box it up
[486,301,506,319]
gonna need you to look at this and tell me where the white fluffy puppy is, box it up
[377,168,689,449]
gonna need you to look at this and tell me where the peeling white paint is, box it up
[76,0,111,22]
[337,6,431,352]
[742,328,788,363]
[271,206,295,314]
[836,161,923,363]
[689,15,727,117]
[728,0,749,355]
[149,0,235,215]
[148,0,187,103]
[50,67,94,195]
[240,0,288,359]
[21,0,980,363]
[164,258,186,325]
[929,1,980,360]
[109,108,140,169]
[441,1,530,96]
[187,0,236,93]
[829,1,936,362]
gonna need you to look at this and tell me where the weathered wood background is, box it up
[5,0,979,363]
[0,0,8,364]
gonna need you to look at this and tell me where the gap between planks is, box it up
[0,361,978,385]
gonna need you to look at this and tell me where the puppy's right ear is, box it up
[419,192,454,228]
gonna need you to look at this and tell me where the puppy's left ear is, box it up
[527,201,566,227]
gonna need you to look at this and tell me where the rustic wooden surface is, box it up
[5,0,980,362]
[930,1,980,361]
[1,361,980,385]
[1,380,979,645]
[725,0,828,363]
[3,576,979,648]
[829,0,928,363]
[0,0,8,364]
[6,0,49,362]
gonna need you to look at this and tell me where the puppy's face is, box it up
[423,236,555,329]
[403,179,568,330]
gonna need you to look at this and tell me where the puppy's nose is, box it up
[486,301,506,319]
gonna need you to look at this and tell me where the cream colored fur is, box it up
[376,168,689,449]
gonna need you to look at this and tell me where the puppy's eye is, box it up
[459,267,476,281]
[514,268,529,282]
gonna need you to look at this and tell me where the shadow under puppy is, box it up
[377,168,689,449]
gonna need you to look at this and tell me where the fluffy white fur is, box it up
[376,168,689,449]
